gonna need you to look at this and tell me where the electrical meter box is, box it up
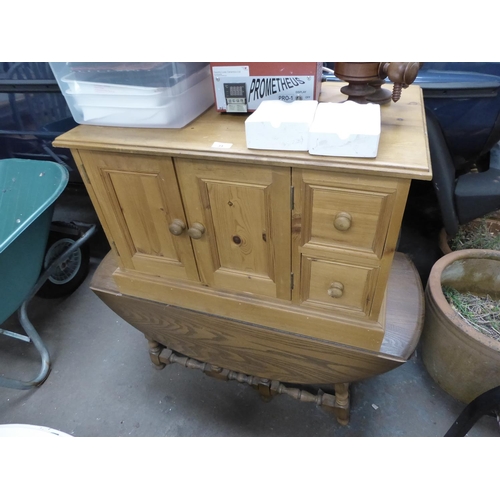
[210,62,323,113]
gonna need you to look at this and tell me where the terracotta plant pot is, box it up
[421,249,500,403]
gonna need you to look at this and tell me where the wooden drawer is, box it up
[296,170,399,258]
[300,255,379,318]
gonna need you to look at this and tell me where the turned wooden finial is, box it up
[378,62,422,102]
[334,62,380,104]
[334,62,422,104]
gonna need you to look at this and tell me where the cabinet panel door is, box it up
[175,158,291,300]
[79,150,199,282]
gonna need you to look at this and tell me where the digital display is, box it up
[230,85,244,96]
[224,83,246,98]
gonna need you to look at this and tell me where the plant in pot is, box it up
[439,212,500,255]
[421,247,500,404]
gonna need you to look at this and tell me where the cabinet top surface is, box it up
[54,82,432,180]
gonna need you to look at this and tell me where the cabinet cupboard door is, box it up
[175,158,291,300]
[78,150,199,282]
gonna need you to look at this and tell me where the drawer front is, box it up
[300,255,379,317]
[298,170,398,258]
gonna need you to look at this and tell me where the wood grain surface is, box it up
[90,251,424,383]
[54,83,432,181]
[76,149,200,282]
[174,158,291,300]
[61,79,428,366]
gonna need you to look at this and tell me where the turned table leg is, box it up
[148,340,166,370]
[333,382,350,426]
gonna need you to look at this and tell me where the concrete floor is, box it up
[0,181,499,437]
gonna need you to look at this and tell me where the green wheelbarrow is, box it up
[0,159,96,390]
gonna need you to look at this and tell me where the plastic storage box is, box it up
[49,62,214,128]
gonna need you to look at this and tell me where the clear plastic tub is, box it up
[49,62,214,128]
[65,88,172,108]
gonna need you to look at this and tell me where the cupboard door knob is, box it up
[169,219,186,236]
[328,282,344,298]
[187,222,206,239]
[334,212,352,231]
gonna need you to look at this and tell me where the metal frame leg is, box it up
[0,223,96,390]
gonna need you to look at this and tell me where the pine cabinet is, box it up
[56,82,431,353]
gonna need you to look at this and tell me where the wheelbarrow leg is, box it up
[0,224,96,390]
[0,302,51,390]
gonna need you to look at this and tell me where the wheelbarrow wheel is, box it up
[36,222,90,298]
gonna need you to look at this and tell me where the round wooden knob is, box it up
[328,282,344,298]
[187,222,206,239]
[168,219,186,236]
[334,212,352,231]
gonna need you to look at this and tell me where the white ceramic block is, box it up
[245,100,318,151]
[308,101,381,158]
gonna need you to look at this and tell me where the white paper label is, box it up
[211,142,233,149]
[212,65,250,78]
